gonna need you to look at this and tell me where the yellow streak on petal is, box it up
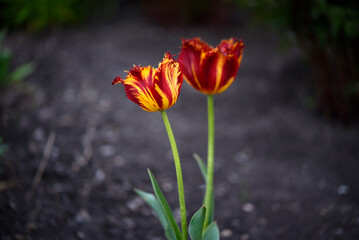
[126,68,161,112]
[187,49,208,91]
[141,66,153,85]
[190,62,202,90]
[200,51,207,65]
[156,57,179,110]
[141,68,162,111]
[139,92,161,112]
[216,76,235,94]
[127,82,157,111]
[214,55,225,92]
[168,62,181,104]
[155,84,170,110]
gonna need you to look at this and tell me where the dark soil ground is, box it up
[1,14,359,240]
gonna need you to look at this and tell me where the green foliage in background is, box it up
[236,0,359,47]
[0,136,7,156]
[0,29,33,88]
[236,0,359,122]
[0,0,119,32]
[0,0,84,32]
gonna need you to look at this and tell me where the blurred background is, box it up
[0,0,358,239]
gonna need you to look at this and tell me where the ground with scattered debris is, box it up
[1,15,359,240]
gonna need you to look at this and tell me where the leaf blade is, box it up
[9,63,33,82]
[193,153,207,181]
[193,153,215,224]
[135,189,176,240]
[148,169,182,240]
[188,205,206,240]
[202,221,220,240]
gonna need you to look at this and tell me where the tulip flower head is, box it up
[178,38,244,95]
[112,53,183,112]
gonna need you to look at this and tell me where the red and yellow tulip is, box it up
[178,38,244,95]
[112,53,183,112]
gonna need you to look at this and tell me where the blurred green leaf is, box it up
[189,205,206,240]
[0,0,120,32]
[193,153,207,181]
[9,63,33,82]
[15,6,31,26]
[135,189,176,240]
[0,29,6,43]
[311,0,327,18]
[327,5,346,36]
[0,29,11,86]
[345,20,359,38]
[0,52,11,84]
[312,25,329,46]
[0,137,7,156]
[0,29,33,87]
[202,221,220,240]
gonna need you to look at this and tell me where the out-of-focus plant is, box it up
[0,0,119,32]
[0,29,33,89]
[140,0,234,26]
[0,0,82,32]
[235,0,359,122]
[0,137,7,157]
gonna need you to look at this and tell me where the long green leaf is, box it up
[148,169,182,240]
[193,153,207,180]
[193,153,215,224]
[202,222,220,240]
[134,189,176,240]
[188,205,206,240]
[164,225,177,240]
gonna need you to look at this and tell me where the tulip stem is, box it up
[161,110,187,240]
[204,94,215,228]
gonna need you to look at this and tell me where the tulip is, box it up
[178,37,244,95]
[112,53,188,239]
[112,52,183,112]
[179,37,244,228]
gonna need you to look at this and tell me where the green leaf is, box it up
[189,205,206,240]
[134,189,176,240]
[164,226,177,240]
[9,63,33,82]
[0,53,11,85]
[202,221,220,240]
[193,153,207,181]
[193,153,214,224]
[345,20,359,38]
[148,169,182,240]
[0,136,8,156]
[0,29,6,45]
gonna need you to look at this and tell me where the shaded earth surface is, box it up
[1,15,359,240]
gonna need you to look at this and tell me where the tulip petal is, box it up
[155,53,182,110]
[198,50,221,94]
[178,44,201,91]
[120,66,158,111]
[178,37,244,95]
[114,53,183,112]
[216,56,239,94]
[112,76,122,85]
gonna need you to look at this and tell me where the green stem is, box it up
[161,110,188,240]
[204,94,215,228]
